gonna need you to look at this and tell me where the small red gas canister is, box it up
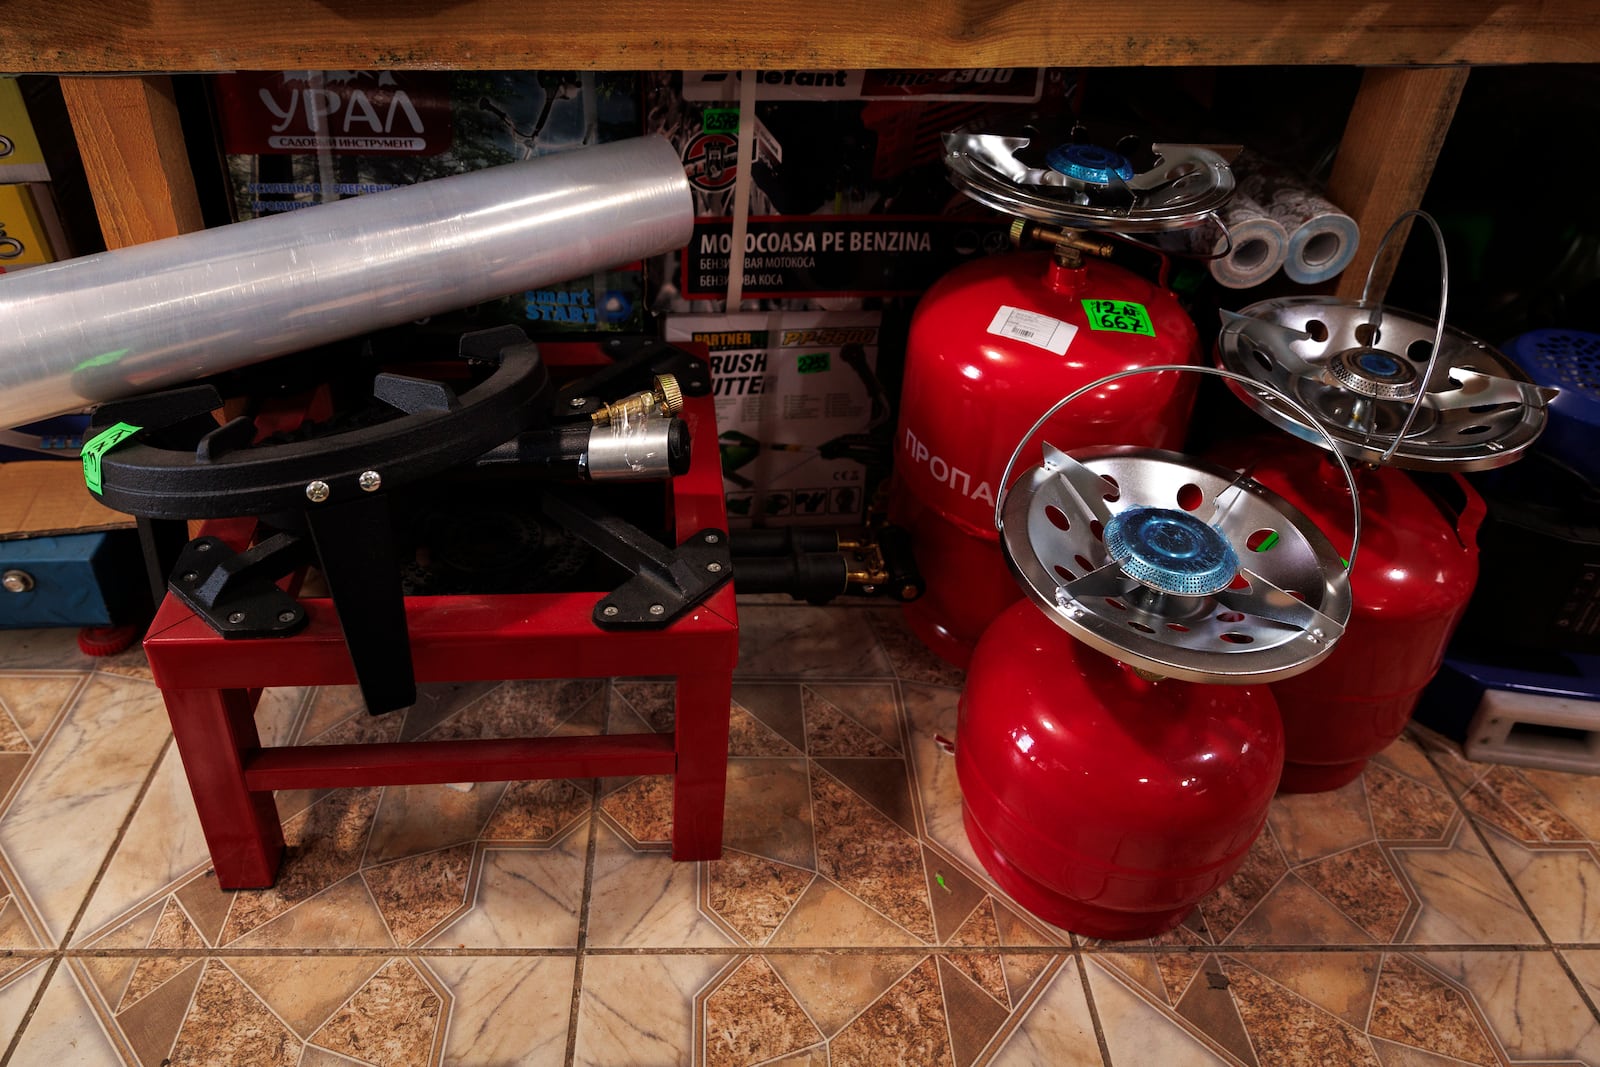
[956,367,1355,938]
[1209,436,1485,791]
[1212,213,1555,791]
[889,129,1239,667]
[959,599,1283,938]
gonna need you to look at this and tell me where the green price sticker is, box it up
[796,351,831,375]
[1082,299,1156,337]
[703,108,740,134]
[81,422,142,495]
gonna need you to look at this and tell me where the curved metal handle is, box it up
[994,362,1363,575]
[1358,209,1451,464]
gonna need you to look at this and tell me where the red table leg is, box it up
[162,686,284,889]
[671,668,734,861]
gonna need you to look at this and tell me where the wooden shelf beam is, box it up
[4,0,1596,72]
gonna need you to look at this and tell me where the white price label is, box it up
[986,305,1078,355]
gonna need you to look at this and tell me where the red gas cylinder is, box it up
[891,249,1199,666]
[956,367,1355,939]
[1213,235,1555,792]
[1209,434,1486,792]
[958,600,1283,939]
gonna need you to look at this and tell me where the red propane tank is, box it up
[1210,434,1486,792]
[890,249,1199,667]
[958,599,1284,939]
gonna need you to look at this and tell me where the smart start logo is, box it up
[682,132,738,191]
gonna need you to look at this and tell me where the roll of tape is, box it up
[1235,159,1360,285]
[1189,194,1290,289]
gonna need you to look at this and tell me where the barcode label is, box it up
[986,305,1077,355]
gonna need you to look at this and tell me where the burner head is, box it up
[1103,506,1239,597]
[1045,143,1136,186]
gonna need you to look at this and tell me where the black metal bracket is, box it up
[540,491,731,630]
[167,533,314,639]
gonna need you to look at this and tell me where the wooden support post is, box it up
[1328,66,1469,302]
[59,75,204,249]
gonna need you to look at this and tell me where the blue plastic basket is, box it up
[1502,329,1600,484]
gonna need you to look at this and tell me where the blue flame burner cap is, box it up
[1045,143,1136,186]
[1103,507,1239,596]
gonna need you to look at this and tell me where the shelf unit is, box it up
[3,0,1597,297]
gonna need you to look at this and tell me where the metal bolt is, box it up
[569,397,587,408]
[1,570,33,594]
[227,611,246,624]
[182,572,198,583]
[358,470,382,493]
[706,561,723,573]
[196,542,212,552]
[648,604,665,616]
[278,610,297,623]
[306,480,331,503]
[602,605,620,617]
[704,533,720,544]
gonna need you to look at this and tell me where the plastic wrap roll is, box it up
[1185,194,1290,289]
[1236,159,1359,285]
[0,137,693,429]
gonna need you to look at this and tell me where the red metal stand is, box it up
[144,382,737,890]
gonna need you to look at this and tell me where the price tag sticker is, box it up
[796,351,831,374]
[81,422,142,495]
[986,305,1077,355]
[1082,299,1156,337]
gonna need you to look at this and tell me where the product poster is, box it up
[665,310,887,526]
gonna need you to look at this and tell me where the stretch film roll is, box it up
[1236,159,1359,286]
[0,137,694,429]
[1188,194,1289,289]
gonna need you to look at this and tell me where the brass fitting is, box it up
[1009,219,1115,267]
[591,374,684,425]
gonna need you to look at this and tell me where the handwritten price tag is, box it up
[1082,299,1155,337]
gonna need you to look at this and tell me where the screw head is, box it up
[900,584,920,599]
[706,561,723,573]
[196,542,212,552]
[704,533,720,544]
[569,397,587,408]
[602,605,620,617]
[358,470,382,493]
[648,603,665,616]
[182,572,198,583]
[1,570,33,594]
[227,611,246,624]
[306,480,331,503]
[278,610,297,623]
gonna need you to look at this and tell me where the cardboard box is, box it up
[0,462,134,540]
[665,310,885,526]
[211,70,650,336]
[645,67,1076,309]
[0,183,55,270]
[0,78,49,184]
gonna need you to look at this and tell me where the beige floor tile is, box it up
[573,953,732,1067]
[987,957,1100,1067]
[735,605,892,677]
[10,962,127,1066]
[0,673,170,944]
[426,956,574,1066]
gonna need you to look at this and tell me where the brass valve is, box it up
[1009,218,1115,267]
[591,374,684,426]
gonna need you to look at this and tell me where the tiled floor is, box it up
[0,604,1595,1065]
